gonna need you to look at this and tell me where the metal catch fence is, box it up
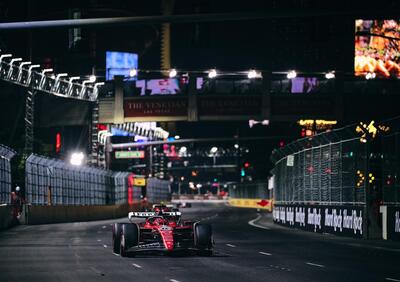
[381,131,400,205]
[0,144,16,204]
[271,125,367,206]
[26,154,116,205]
[146,178,171,203]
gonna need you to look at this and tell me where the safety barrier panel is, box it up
[146,178,171,203]
[229,198,272,211]
[0,144,16,204]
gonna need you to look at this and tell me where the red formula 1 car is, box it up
[112,205,213,257]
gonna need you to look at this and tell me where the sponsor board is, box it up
[387,207,400,241]
[229,198,272,212]
[273,204,364,238]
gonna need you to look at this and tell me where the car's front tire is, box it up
[194,223,213,256]
[120,223,139,257]
[112,223,122,254]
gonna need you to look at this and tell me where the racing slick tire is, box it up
[120,223,139,257]
[194,223,213,256]
[112,223,122,254]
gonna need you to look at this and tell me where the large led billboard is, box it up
[106,51,138,81]
[355,20,400,78]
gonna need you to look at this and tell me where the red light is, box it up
[279,141,285,147]
[97,124,107,131]
[244,162,250,168]
[301,128,306,137]
[55,133,61,153]
[306,129,313,137]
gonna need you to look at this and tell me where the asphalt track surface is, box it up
[0,203,400,282]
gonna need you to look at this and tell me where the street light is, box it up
[287,70,297,79]
[0,54,12,62]
[39,68,53,88]
[208,69,217,79]
[26,64,40,85]
[129,68,137,77]
[169,69,177,78]
[89,75,96,83]
[70,152,85,166]
[325,71,335,79]
[17,61,31,82]
[7,58,22,79]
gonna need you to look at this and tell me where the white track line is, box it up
[132,263,142,269]
[306,262,325,268]
[226,244,236,248]
[386,278,400,282]
[259,252,272,256]
[248,215,270,230]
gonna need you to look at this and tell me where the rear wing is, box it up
[128,211,181,220]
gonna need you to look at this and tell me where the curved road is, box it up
[0,204,399,282]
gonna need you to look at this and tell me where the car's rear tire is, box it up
[112,223,122,254]
[120,223,139,257]
[194,223,213,256]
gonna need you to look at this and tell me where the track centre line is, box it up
[259,252,272,256]
[226,244,236,247]
[386,278,400,282]
[132,263,142,269]
[248,214,270,230]
[306,262,325,268]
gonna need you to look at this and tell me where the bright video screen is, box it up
[355,20,400,78]
[136,79,180,95]
[291,77,318,93]
[106,51,138,81]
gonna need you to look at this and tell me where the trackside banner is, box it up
[273,204,364,238]
[387,206,400,241]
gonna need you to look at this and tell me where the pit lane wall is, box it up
[229,198,273,212]
[273,204,364,238]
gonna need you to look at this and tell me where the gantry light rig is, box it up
[0,53,104,155]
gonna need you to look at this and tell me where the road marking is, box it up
[259,252,272,256]
[386,278,400,282]
[102,226,106,229]
[103,244,107,248]
[170,279,180,282]
[248,215,271,230]
[132,263,142,269]
[97,239,102,242]
[306,262,325,268]
[113,253,120,257]
[226,244,236,248]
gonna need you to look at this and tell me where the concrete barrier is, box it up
[25,203,149,225]
[0,205,15,230]
[228,198,273,212]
